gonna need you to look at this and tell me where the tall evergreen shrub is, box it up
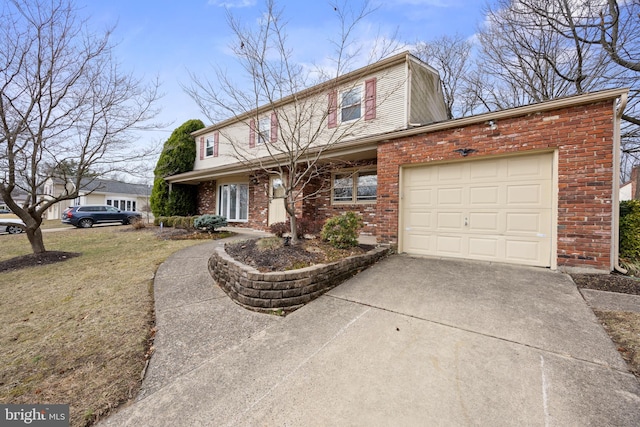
[150,119,205,216]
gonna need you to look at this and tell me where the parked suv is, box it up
[62,205,142,228]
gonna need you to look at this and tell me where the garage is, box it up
[400,152,554,267]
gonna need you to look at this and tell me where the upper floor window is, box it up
[341,87,361,122]
[205,137,215,157]
[258,117,270,145]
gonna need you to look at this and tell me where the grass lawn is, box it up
[0,225,205,426]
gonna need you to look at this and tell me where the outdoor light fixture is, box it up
[453,148,477,157]
[272,178,283,189]
[487,119,497,130]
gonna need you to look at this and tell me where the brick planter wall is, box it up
[209,245,389,314]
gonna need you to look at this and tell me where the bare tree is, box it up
[466,0,614,113]
[498,0,639,178]
[412,34,474,118]
[185,0,401,244]
[0,0,161,253]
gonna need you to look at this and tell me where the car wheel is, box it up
[78,218,93,228]
[7,225,23,234]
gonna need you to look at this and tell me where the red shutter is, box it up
[249,119,256,148]
[365,77,377,120]
[328,90,337,128]
[270,112,278,143]
[213,131,219,157]
[199,137,204,160]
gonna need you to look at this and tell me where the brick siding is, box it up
[377,102,615,270]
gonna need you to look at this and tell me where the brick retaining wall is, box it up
[209,245,389,314]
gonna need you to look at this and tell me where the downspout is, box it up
[613,92,629,274]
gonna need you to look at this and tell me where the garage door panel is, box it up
[468,212,499,232]
[404,233,434,254]
[470,160,500,180]
[469,186,500,205]
[438,187,464,205]
[437,163,464,181]
[406,188,434,206]
[436,235,463,254]
[507,155,552,178]
[505,239,544,263]
[506,212,551,235]
[436,212,464,231]
[407,211,432,228]
[468,237,499,258]
[401,153,553,267]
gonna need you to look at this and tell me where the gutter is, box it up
[613,91,629,274]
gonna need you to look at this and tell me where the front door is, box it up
[268,176,287,226]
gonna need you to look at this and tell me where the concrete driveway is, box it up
[100,240,640,426]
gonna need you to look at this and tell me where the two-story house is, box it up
[167,51,628,273]
[167,51,448,232]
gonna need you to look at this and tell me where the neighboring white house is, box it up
[42,178,152,222]
[620,166,638,201]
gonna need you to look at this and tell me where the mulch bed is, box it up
[225,238,370,272]
[0,251,80,273]
[570,273,640,296]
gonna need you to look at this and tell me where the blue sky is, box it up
[78,0,492,180]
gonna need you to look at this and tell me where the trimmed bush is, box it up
[321,211,364,249]
[194,214,228,232]
[620,200,640,261]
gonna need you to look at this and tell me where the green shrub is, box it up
[620,200,640,261]
[194,214,228,232]
[321,211,364,249]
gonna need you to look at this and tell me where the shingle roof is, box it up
[53,178,150,196]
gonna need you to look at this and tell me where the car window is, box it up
[106,206,119,212]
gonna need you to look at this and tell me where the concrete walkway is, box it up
[100,233,640,426]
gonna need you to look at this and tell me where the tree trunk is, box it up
[26,226,47,254]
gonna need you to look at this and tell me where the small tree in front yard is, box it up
[185,0,401,245]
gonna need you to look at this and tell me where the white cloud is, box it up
[208,0,256,8]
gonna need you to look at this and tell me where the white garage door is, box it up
[401,153,553,267]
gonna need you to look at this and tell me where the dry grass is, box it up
[594,310,640,378]
[0,226,204,426]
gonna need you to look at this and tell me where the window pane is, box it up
[229,184,237,220]
[206,138,214,156]
[239,184,248,220]
[258,118,270,144]
[357,171,377,201]
[333,175,353,202]
[341,88,361,122]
